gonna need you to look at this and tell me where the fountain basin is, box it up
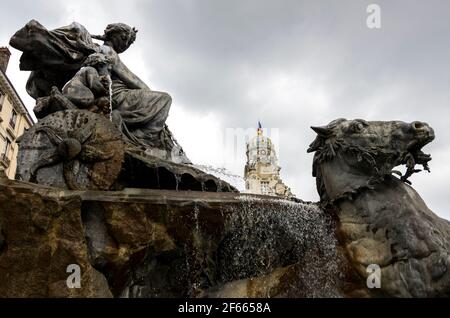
[0,177,353,297]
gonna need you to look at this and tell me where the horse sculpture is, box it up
[308,118,450,297]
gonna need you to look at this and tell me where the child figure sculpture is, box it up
[34,52,112,118]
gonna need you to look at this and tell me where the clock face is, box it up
[258,150,266,155]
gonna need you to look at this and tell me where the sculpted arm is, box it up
[85,67,108,95]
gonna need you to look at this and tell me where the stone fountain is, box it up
[0,20,449,298]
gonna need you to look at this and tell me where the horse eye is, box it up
[351,122,364,132]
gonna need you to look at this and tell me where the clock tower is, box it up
[244,122,293,198]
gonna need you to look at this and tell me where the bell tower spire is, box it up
[257,121,263,136]
[244,122,293,198]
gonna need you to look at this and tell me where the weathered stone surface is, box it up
[202,265,295,298]
[335,180,450,297]
[0,179,112,297]
[16,109,125,190]
[15,109,237,194]
[308,118,450,297]
[0,177,352,298]
[3,117,449,298]
[116,149,238,192]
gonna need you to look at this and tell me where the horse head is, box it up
[307,118,435,203]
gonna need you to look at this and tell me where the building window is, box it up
[261,181,270,195]
[2,138,11,156]
[0,90,4,111]
[1,138,11,168]
[9,109,17,129]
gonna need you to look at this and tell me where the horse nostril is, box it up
[412,121,425,131]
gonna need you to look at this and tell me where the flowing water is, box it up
[119,194,344,297]
[175,174,181,191]
[194,164,245,191]
[215,196,343,297]
[106,74,113,121]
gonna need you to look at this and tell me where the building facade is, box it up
[244,123,293,198]
[0,47,34,179]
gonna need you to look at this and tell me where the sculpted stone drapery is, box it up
[9,20,189,163]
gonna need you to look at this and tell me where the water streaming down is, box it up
[106,74,113,121]
[194,165,245,191]
[211,197,344,297]
[120,194,345,297]
[175,174,181,190]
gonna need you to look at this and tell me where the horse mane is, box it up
[308,119,421,203]
[310,136,390,203]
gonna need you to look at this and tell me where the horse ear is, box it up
[311,126,332,137]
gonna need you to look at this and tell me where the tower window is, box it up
[261,181,269,195]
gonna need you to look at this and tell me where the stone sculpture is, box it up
[308,119,450,297]
[1,117,448,298]
[34,53,112,118]
[9,20,238,191]
[18,110,124,190]
[10,20,188,163]
[2,19,449,299]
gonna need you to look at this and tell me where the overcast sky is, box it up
[1,0,449,219]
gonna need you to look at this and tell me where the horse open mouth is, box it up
[407,121,435,150]
[408,131,435,152]
[395,122,435,184]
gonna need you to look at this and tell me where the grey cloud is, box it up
[0,0,66,43]
[1,0,449,218]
